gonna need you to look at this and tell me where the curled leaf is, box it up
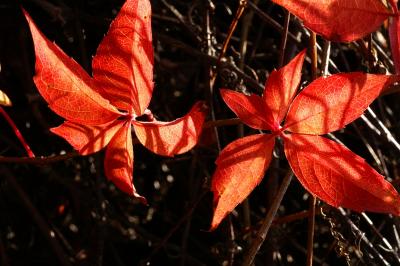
[105,122,146,203]
[133,102,207,156]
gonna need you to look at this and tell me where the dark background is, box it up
[1,0,400,265]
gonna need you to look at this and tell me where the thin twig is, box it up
[306,31,318,266]
[0,107,34,157]
[0,167,73,266]
[210,0,247,87]
[272,210,310,225]
[0,118,242,164]
[144,189,208,262]
[241,170,293,266]
[278,11,290,67]
[306,196,317,266]
[309,32,318,80]
[247,1,299,43]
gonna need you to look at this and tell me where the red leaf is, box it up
[51,120,125,155]
[220,89,274,130]
[390,0,399,11]
[284,134,400,215]
[211,134,275,230]
[284,73,397,134]
[104,122,146,203]
[390,16,400,74]
[271,0,392,42]
[23,10,121,125]
[133,102,208,156]
[263,50,306,126]
[92,0,153,115]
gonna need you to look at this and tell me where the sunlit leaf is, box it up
[284,73,397,134]
[284,134,400,215]
[105,123,146,203]
[23,10,121,125]
[51,120,124,155]
[263,50,306,125]
[92,0,153,114]
[220,89,274,130]
[211,134,275,229]
[272,0,392,42]
[133,102,207,156]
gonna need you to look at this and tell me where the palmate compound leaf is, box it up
[211,134,275,230]
[284,134,400,215]
[92,0,153,115]
[263,50,306,126]
[24,0,207,200]
[220,89,274,130]
[284,73,398,135]
[271,0,393,42]
[133,102,208,156]
[23,10,121,125]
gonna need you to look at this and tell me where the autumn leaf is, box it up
[284,73,398,134]
[23,0,207,200]
[220,89,274,130]
[271,0,393,42]
[390,15,400,74]
[0,90,12,106]
[263,49,306,126]
[284,134,400,215]
[211,134,275,229]
[211,50,400,229]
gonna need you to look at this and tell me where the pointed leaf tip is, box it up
[272,0,392,42]
[263,49,306,125]
[284,134,400,216]
[92,0,154,114]
[220,89,275,130]
[285,73,399,134]
[133,101,208,156]
[211,134,275,230]
[23,9,121,125]
[105,122,146,202]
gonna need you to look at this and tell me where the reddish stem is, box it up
[0,107,35,158]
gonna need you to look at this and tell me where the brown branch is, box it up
[241,170,293,266]
[0,166,72,266]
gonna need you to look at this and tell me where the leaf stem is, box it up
[0,118,242,164]
[278,11,290,67]
[306,31,318,266]
[0,106,34,157]
[240,170,293,266]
